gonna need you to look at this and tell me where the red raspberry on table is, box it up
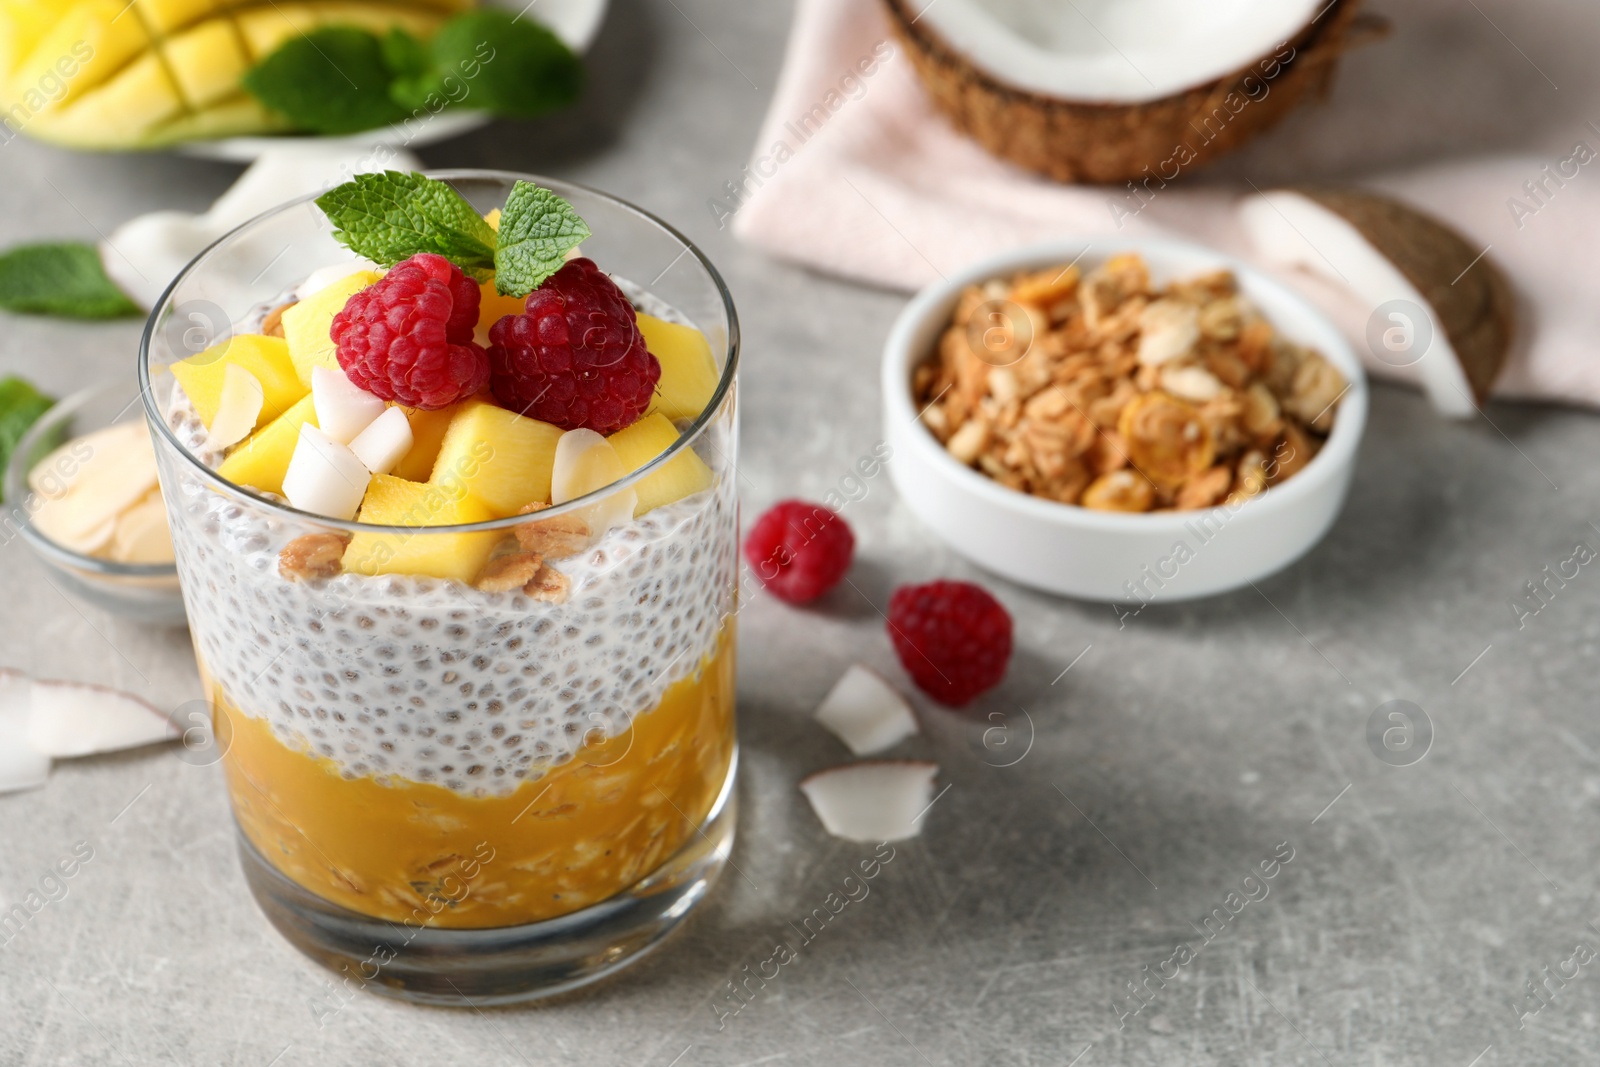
[487,258,660,435]
[886,580,1013,706]
[331,253,488,410]
[744,500,855,604]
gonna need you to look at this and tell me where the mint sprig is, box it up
[0,242,141,319]
[241,27,410,135]
[316,173,588,296]
[315,172,499,280]
[493,181,590,297]
[0,376,55,501]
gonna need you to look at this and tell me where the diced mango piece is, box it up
[170,334,304,430]
[343,474,498,583]
[9,0,150,110]
[607,412,714,515]
[476,279,525,344]
[391,403,458,481]
[638,314,720,422]
[38,51,182,145]
[162,18,248,107]
[217,394,317,496]
[279,270,382,387]
[429,401,562,517]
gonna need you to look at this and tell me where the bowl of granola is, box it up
[882,239,1367,602]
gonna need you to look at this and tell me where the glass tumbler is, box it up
[139,171,740,1005]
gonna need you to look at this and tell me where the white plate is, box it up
[882,237,1369,603]
[180,0,609,162]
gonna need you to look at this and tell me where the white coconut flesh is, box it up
[916,0,1323,104]
[814,664,919,756]
[28,679,180,759]
[1240,190,1479,418]
[800,761,939,843]
[0,670,50,794]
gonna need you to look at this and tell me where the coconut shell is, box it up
[1296,188,1515,403]
[883,0,1388,185]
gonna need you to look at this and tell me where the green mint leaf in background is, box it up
[0,242,141,319]
[0,376,55,501]
[316,172,499,280]
[381,27,435,111]
[242,27,410,135]
[493,181,591,297]
[431,10,583,119]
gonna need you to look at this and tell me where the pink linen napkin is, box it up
[730,0,1600,408]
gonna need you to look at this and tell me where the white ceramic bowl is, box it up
[882,238,1368,603]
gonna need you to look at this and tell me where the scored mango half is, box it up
[0,0,470,150]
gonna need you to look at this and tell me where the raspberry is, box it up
[886,581,1012,706]
[744,500,855,604]
[331,253,488,410]
[487,258,660,435]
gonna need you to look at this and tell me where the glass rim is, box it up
[137,168,741,537]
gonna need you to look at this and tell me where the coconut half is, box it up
[814,664,919,756]
[800,761,939,843]
[884,0,1386,183]
[1240,188,1514,416]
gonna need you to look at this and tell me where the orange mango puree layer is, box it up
[214,630,735,929]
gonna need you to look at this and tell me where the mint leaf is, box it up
[493,181,590,297]
[0,376,54,501]
[316,172,499,280]
[382,27,435,111]
[242,27,410,134]
[430,11,582,118]
[0,242,140,319]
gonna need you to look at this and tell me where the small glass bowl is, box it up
[4,381,185,624]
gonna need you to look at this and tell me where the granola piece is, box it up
[1197,294,1245,340]
[278,531,351,581]
[1086,378,1138,429]
[1118,392,1215,489]
[987,366,1020,405]
[1084,431,1130,476]
[1169,269,1236,305]
[513,503,592,559]
[1010,265,1080,309]
[1081,254,1149,332]
[261,301,296,338]
[1241,382,1283,439]
[1284,352,1346,431]
[1160,365,1227,403]
[1233,449,1270,502]
[1175,465,1233,510]
[921,403,949,437]
[476,550,544,593]
[1237,319,1277,375]
[1203,344,1252,389]
[1196,393,1248,454]
[1081,470,1155,512]
[951,285,987,326]
[946,419,990,465]
[1137,300,1201,366]
[1260,338,1304,395]
[1269,422,1318,482]
[524,563,571,603]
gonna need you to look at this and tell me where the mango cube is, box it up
[638,314,720,421]
[217,394,317,496]
[391,403,459,482]
[607,412,714,515]
[161,18,247,107]
[170,333,304,430]
[343,474,498,584]
[429,401,562,517]
[279,270,383,387]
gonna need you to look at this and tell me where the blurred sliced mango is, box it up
[0,0,472,150]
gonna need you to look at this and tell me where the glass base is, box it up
[237,750,738,1006]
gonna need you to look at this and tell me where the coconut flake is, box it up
[551,428,637,539]
[349,407,414,475]
[799,761,939,843]
[814,665,919,756]
[0,670,50,794]
[27,679,178,758]
[29,422,159,552]
[207,364,265,448]
[282,424,371,521]
[311,366,386,445]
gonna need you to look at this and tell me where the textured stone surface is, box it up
[3,1,1599,1064]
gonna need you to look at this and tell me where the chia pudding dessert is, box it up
[146,173,739,932]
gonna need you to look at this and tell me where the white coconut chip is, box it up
[799,761,940,843]
[311,366,386,445]
[551,428,637,539]
[814,664,919,756]
[281,424,371,521]
[27,678,178,759]
[0,670,50,794]
[349,407,414,476]
[1240,190,1478,418]
[207,364,265,449]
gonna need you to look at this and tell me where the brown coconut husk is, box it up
[883,0,1389,185]
[1296,188,1515,403]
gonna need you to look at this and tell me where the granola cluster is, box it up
[913,254,1346,512]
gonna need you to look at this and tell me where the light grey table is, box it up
[3,2,1598,1064]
